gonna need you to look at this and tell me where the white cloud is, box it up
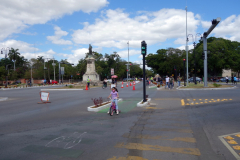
[72,8,200,48]
[213,15,240,41]
[0,0,109,41]
[0,39,38,53]
[47,26,72,45]
[60,48,88,65]
[117,49,140,58]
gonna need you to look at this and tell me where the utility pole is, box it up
[127,41,129,82]
[185,6,189,85]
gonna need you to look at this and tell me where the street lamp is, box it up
[1,47,11,58]
[202,17,221,87]
[187,33,202,85]
[127,41,129,82]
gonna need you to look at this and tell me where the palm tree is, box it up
[9,48,20,71]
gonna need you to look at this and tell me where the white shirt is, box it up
[166,77,169,82]
[226,77,228,79]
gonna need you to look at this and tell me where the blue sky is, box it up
[0,0,239,65]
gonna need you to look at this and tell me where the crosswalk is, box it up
[107,103,201,160]
[181,98,233,106]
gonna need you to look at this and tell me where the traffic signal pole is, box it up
[202,17,221,87]
[141,41,147,102]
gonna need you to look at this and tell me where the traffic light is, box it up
[141,41,147,55]
[183,59,186,62]
[202,52,205,60]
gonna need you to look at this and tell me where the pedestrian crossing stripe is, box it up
[181,98,233,106]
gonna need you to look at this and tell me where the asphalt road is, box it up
[0,82,240,160]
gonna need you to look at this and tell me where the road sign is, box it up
[61,67,64,75]
[111,68,114,75]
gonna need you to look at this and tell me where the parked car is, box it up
[188,77,202,83]
[51,80,58,84]
[12,80,21,85]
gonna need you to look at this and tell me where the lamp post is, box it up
[127,41,129,82]
[1,48,11,88]
[185,6,189,86]
[187,33,202,85]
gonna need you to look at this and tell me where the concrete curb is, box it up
[0,97,8,101]
[41,89,83,91]
[87,98,123,112]
[137,98,151,107]
[177,86,236,90]
[157,87,164,90]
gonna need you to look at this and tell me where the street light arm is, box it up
[204,17,221,38]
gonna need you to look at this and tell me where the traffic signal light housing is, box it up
[141,41,147,55]
[202,52,205,60]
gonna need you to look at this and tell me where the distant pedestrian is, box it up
[234,75,237,85]
[231,75,234,84]
[156,76,159,85]
[87,77,90,89]
[159,76,163,86]
[169,76,174,89]
[177,76,181,87]
[165,75,169,89]
[226,76,229,84]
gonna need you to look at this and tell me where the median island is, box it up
[180,83,234,89]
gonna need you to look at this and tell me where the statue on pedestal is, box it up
[82,44,100,82]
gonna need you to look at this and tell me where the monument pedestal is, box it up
[83,57,100,82]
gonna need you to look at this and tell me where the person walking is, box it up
[159,76,163,86]
[165,75,169,89]
[177,76,181,87]
[226,76,229,84]
[169,76,173,89]
[231,75,234,85]
[234,75,237,85]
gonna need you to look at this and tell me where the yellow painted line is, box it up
[205,102,208,103]
[211,99,214,100]
[229,99,233,100]
[168,137,196,143]
[181,99,185,106]
[122,133,163,140]
[217,99,220,101]
[200,102,203,104]
[187,99,190,101]
[190,102,194,105]
[186,103,190,105]
[193,99,196,101]
[205,99,208,100]
[224,136,234,140]
[233,146,240,150]
[209,101,212,103]
[235,134,240,138]
[115,143,201,156]
[199,99,202,101]
[195,103,199,105]
[107,156,149,160]
[228,140,238,144]
[145,128,193,133]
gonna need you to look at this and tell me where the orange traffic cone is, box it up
[133,81,135,85]
[121,83,124,88]
[122,81,124,85]
[133,85,135,90]
[130,82,132,86]
[85,84,88,90]
[126,83,128,87]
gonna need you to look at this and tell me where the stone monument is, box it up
[83,44,100,82]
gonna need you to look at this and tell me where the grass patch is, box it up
[182,83,232,88]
